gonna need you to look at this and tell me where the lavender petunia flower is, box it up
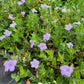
[55,7,61,10]
[31,8,37,13]
[60,65,73,77]
[9,23,16,27]
[43,33,50,41]
[38,43,47,50]
[52,20,57,23]
[64,24,73,30]
[18,1,23,5]
[0,36,5,41]
[21,0,25,3]
[3,60,17,72]
[30,59,39,69]
[62,8,70,12]
[21,11,25,15]
[67,9,70,12]
[73,22,81,25]
[41,4,50,9]
[81,18,84,21]
[66,42,73,48]
[8,14,15,20]
[28,1,30,3]
[62,8,67,12]
[4,30,12,36]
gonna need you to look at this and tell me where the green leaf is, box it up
[20,66,24,75]
[11,73,16,79]
[15,76,20,82]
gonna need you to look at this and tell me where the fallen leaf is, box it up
[26,79,30,84]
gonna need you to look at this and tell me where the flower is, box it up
[4,30,12,36]
[28,1,30,3]
[43,33,50,41]
[9,23,16,27]
[18,1,23,5]
[30,59,39,69]
[21,11,25,15]
[66,42,73,48]
[73,22,81,25]
[41,4,50,8]
[8,14,15,20]
[62,8,70,12]
[38,43,47,50]
[62,8,67,12]
[0,36,5,40]
[52,20,57,23]
[21,0,25,3]
[3,60,17,72]
[60,65,73,77]
[64,24,73,30]
[55,7,61,10]
[81,18,84,21]
[31,8,37,13]
[30,40,35,48]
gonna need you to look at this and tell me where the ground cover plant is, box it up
[0,0,84,84]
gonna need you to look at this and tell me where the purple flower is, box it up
[66,42,73,48]
[41,4,50,9]
[8,14,15,20]
[21,0,25,3]
[60,65,73,77]
[81,18,84,21]
[28,1,30,3]
[64,24,73,30]
[62,8,70,12]
[31,42,35,48]
[30,59,39,69]
[52,21,57,23]
[67,9,70,12]
[21,11,25,15]
[62,8,67,12]
[9,23,16,27]
[3,60,17,72]
[73,22,81,25]
[18,1,23,5]
[55,7,60,10]
[0,36,5,41]
[43,33,50,41]
[31,8,37,13]
[4,30,12,36]
[38,43,47,50]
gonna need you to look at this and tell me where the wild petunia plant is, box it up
[0,0,84,84]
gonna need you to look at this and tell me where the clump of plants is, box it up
[0,0,84,84]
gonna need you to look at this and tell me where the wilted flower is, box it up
[43,33,50,41]
[9,23,16,27]
[73,22,81,25]
[38,43,47,50]
[4,30,12,36]
[8,14,15,20]
[3,60,17,72]
[0,36,5,40]
[21,11,25,15]
[60,65,73,77]
[30,59,39,69]
[31,8,37,13]
[64,24,73,30]
[66,42,73,48]
[18,1,23,5]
